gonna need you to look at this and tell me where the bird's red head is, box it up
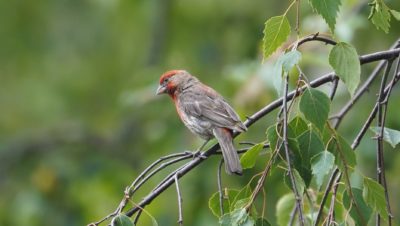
[156,70,187,96]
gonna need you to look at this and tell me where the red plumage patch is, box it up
[159,70,184,84]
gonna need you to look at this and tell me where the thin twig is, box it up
[130,152,190,189]
[132,155,192,194]
[380,57,400,224]
[289,205,298,226]
[330,128,367,225]
[290,33,337,50]
[314,169,340,226]
[383,56,400,104]
[245,148,279,211]
[133,210,143,225]
[153,163,191,191]
[329,76,339,101]
[217,159,224,215]
[295,0,300,36]
[376,60,394,226]
[351,72,400,149]
[174,174,183,226]
[282,74,305,226]
[326,174,341,226]
[239,141,258,146]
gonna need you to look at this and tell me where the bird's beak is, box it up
[156,84,166,95]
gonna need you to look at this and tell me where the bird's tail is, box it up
[213,128,243,175]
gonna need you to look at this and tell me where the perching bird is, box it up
[156,70,247,175]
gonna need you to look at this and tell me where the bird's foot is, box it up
[184,150,207,159]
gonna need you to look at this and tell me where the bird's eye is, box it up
[164,78,170,84]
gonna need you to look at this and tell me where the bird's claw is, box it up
[184,150,207,159]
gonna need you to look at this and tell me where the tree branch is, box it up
[90,47,400,225]
[376,59,394,226]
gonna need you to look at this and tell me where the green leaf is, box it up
[209,189,239,217]
[111,215,134,226]
[276,193,294,226]
[232,185,252,210]
[273,50,302,95]
[284,168,305,195]
[308,0,341,32]
[233,198,250,209]
[299,88,330,132]
[370,126,400,148]
[329,42,361,96]
[343,188,372,226]
[219,213,232,226]
[231,208,248,224]
[311,151,335,189]
[262,15,291,60]
[240,143,264,169]
[240,217,255,226]
[363,177,389,219]
[268,125,300,152]
[369,1,391,33]
[267,123,308,184]
[255,218,271,226]
[268,118,307,150]
[297,128,324,186]
[219,208,254,226]
[234,198,258,221]
[266,124,279,152]
[298,127,325,165]
[267,123,307,183]
[328,135,356,171]
[288,116,308,138]
[281,50,302,73]
[390,10,400,21]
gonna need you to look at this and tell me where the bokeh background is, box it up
[1,0,399,225]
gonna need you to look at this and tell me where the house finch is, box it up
[156,70,247,175]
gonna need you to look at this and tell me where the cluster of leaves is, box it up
[208,85,390,225]
[369,0,400,33]
[263,0,400,60]
[206,0,400,225]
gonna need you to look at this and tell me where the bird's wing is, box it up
[180,89,246,132]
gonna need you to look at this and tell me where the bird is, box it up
[156,70,247,175]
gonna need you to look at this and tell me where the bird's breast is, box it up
[174,102,213,140]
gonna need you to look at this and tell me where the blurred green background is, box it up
[0,0,399,225]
